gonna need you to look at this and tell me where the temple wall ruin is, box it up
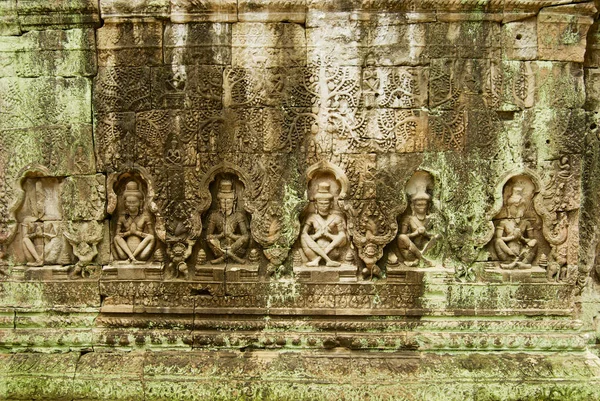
[1,0,600,399]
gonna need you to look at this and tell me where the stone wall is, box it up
[1,1,600,399]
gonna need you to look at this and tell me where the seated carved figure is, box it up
[301,182,347,267]
[206,179,249,264]
[114,181,155,262]
[494,186,538,269]
[397,190,440,267]
[22,222,44,266]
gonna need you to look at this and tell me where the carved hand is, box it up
[513,228,522,239]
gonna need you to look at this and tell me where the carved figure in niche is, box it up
[114,181,155,262]
[14,175,64,266]
[396,181,440,267]
[206,179,249,264]
[301,182,347,267]
[22,222,44,266]
[494,185,538,269]
[22,222,63,266]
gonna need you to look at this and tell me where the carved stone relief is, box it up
[112,179,156,262]
[194,164,264,281]
[387,171,441,271]
[487,174,551,271]
[105,169,164,278]
[203,176,251,265]
[63,220,104,277]
[293,162,356,282]
[2,1,600,395]
[11,174,70,266]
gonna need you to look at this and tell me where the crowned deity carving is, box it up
[396,188,441,267]
[493,185,538,269]
[206,179,250,264]
[300,182,348,267]
[113,181,156,262]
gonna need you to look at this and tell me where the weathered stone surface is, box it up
[233,23,306,67]
[1,350,600,400]
[93,67,151,113]
[0,29,96,77]
[100,0,170,20]
[1,0,600,397]
[0,77,92,129]
[163,23,231,65]
[169,0,237,23]
[239,0,306,23]
[537,2,596,63]
[17,0,100,30]
[502,18,537,60]
[97,21,163,66]
[0,0,20,36]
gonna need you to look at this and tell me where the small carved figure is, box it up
[546,246,567,282]
[397,190,440,267]
[360,243,382,280]
[494,186,538,269]
[0,224,17,268]
[301,182,347,267]
[166,139,182,165]
[73,144,87,173]
[63,221,103,278]
[168,240,194,279]
[114,181,155,262]
[196,249,207,265]
[206,179,249,264]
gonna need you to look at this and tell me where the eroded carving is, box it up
[14,176,68,266]
[391,171,441,268]
[113,180,155,262]
[205,177,250,265]
[63,221,104,278]
[494,185,538,269]
[301,182,347,268]
[489,175,548,270]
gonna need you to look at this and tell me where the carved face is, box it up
[171,243,186,257]
[219,197,235,216]
[316,199,332,217]
[125,195,141,215]
[413,199,429,216]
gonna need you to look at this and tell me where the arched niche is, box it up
[9,165,68,266]
[294,161,352,270]
[487,173,550,269]
[197,162,255,266]
[107,169,162,263]
[388,170,442,269]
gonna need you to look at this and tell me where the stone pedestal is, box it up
[194,265,225,281]
[386,263,451,283]
[23,265,70,280]
[194,264,260,282]
[225,264,259,281]
[102,263,163,280]
[482,263,549,283]
[293,264,357,282]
